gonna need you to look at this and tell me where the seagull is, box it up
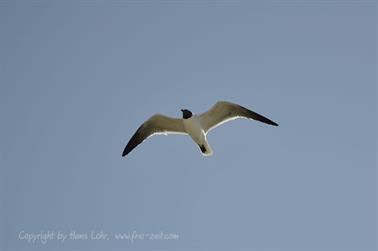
[122,101,278,157]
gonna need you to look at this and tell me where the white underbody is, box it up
[183,115,213,156]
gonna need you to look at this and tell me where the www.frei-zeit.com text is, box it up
[18,230,179,244]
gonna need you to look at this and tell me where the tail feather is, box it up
[198,143,213,156]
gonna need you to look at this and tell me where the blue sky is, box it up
[0,0,376,250]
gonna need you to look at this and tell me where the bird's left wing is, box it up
[199,101,278,133]
[122,114,187,156]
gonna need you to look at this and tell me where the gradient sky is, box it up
[1,0,376,250]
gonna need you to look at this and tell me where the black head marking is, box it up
[181,109,192,119]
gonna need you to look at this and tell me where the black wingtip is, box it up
[122,149,128,157]
[264,119,278,126]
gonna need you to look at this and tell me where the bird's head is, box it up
[180,109,193,119]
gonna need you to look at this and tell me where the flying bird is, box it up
[122,101,278,157]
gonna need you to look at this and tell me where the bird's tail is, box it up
[198,142,213,156]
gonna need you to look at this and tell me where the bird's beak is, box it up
[180,109,184,112]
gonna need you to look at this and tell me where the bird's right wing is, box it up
[122,114,187,156]
[199,101,278,133]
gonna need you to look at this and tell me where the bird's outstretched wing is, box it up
[199,101,278,133]
[122,114,187,156]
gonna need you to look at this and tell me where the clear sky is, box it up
[1,0,376,250]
